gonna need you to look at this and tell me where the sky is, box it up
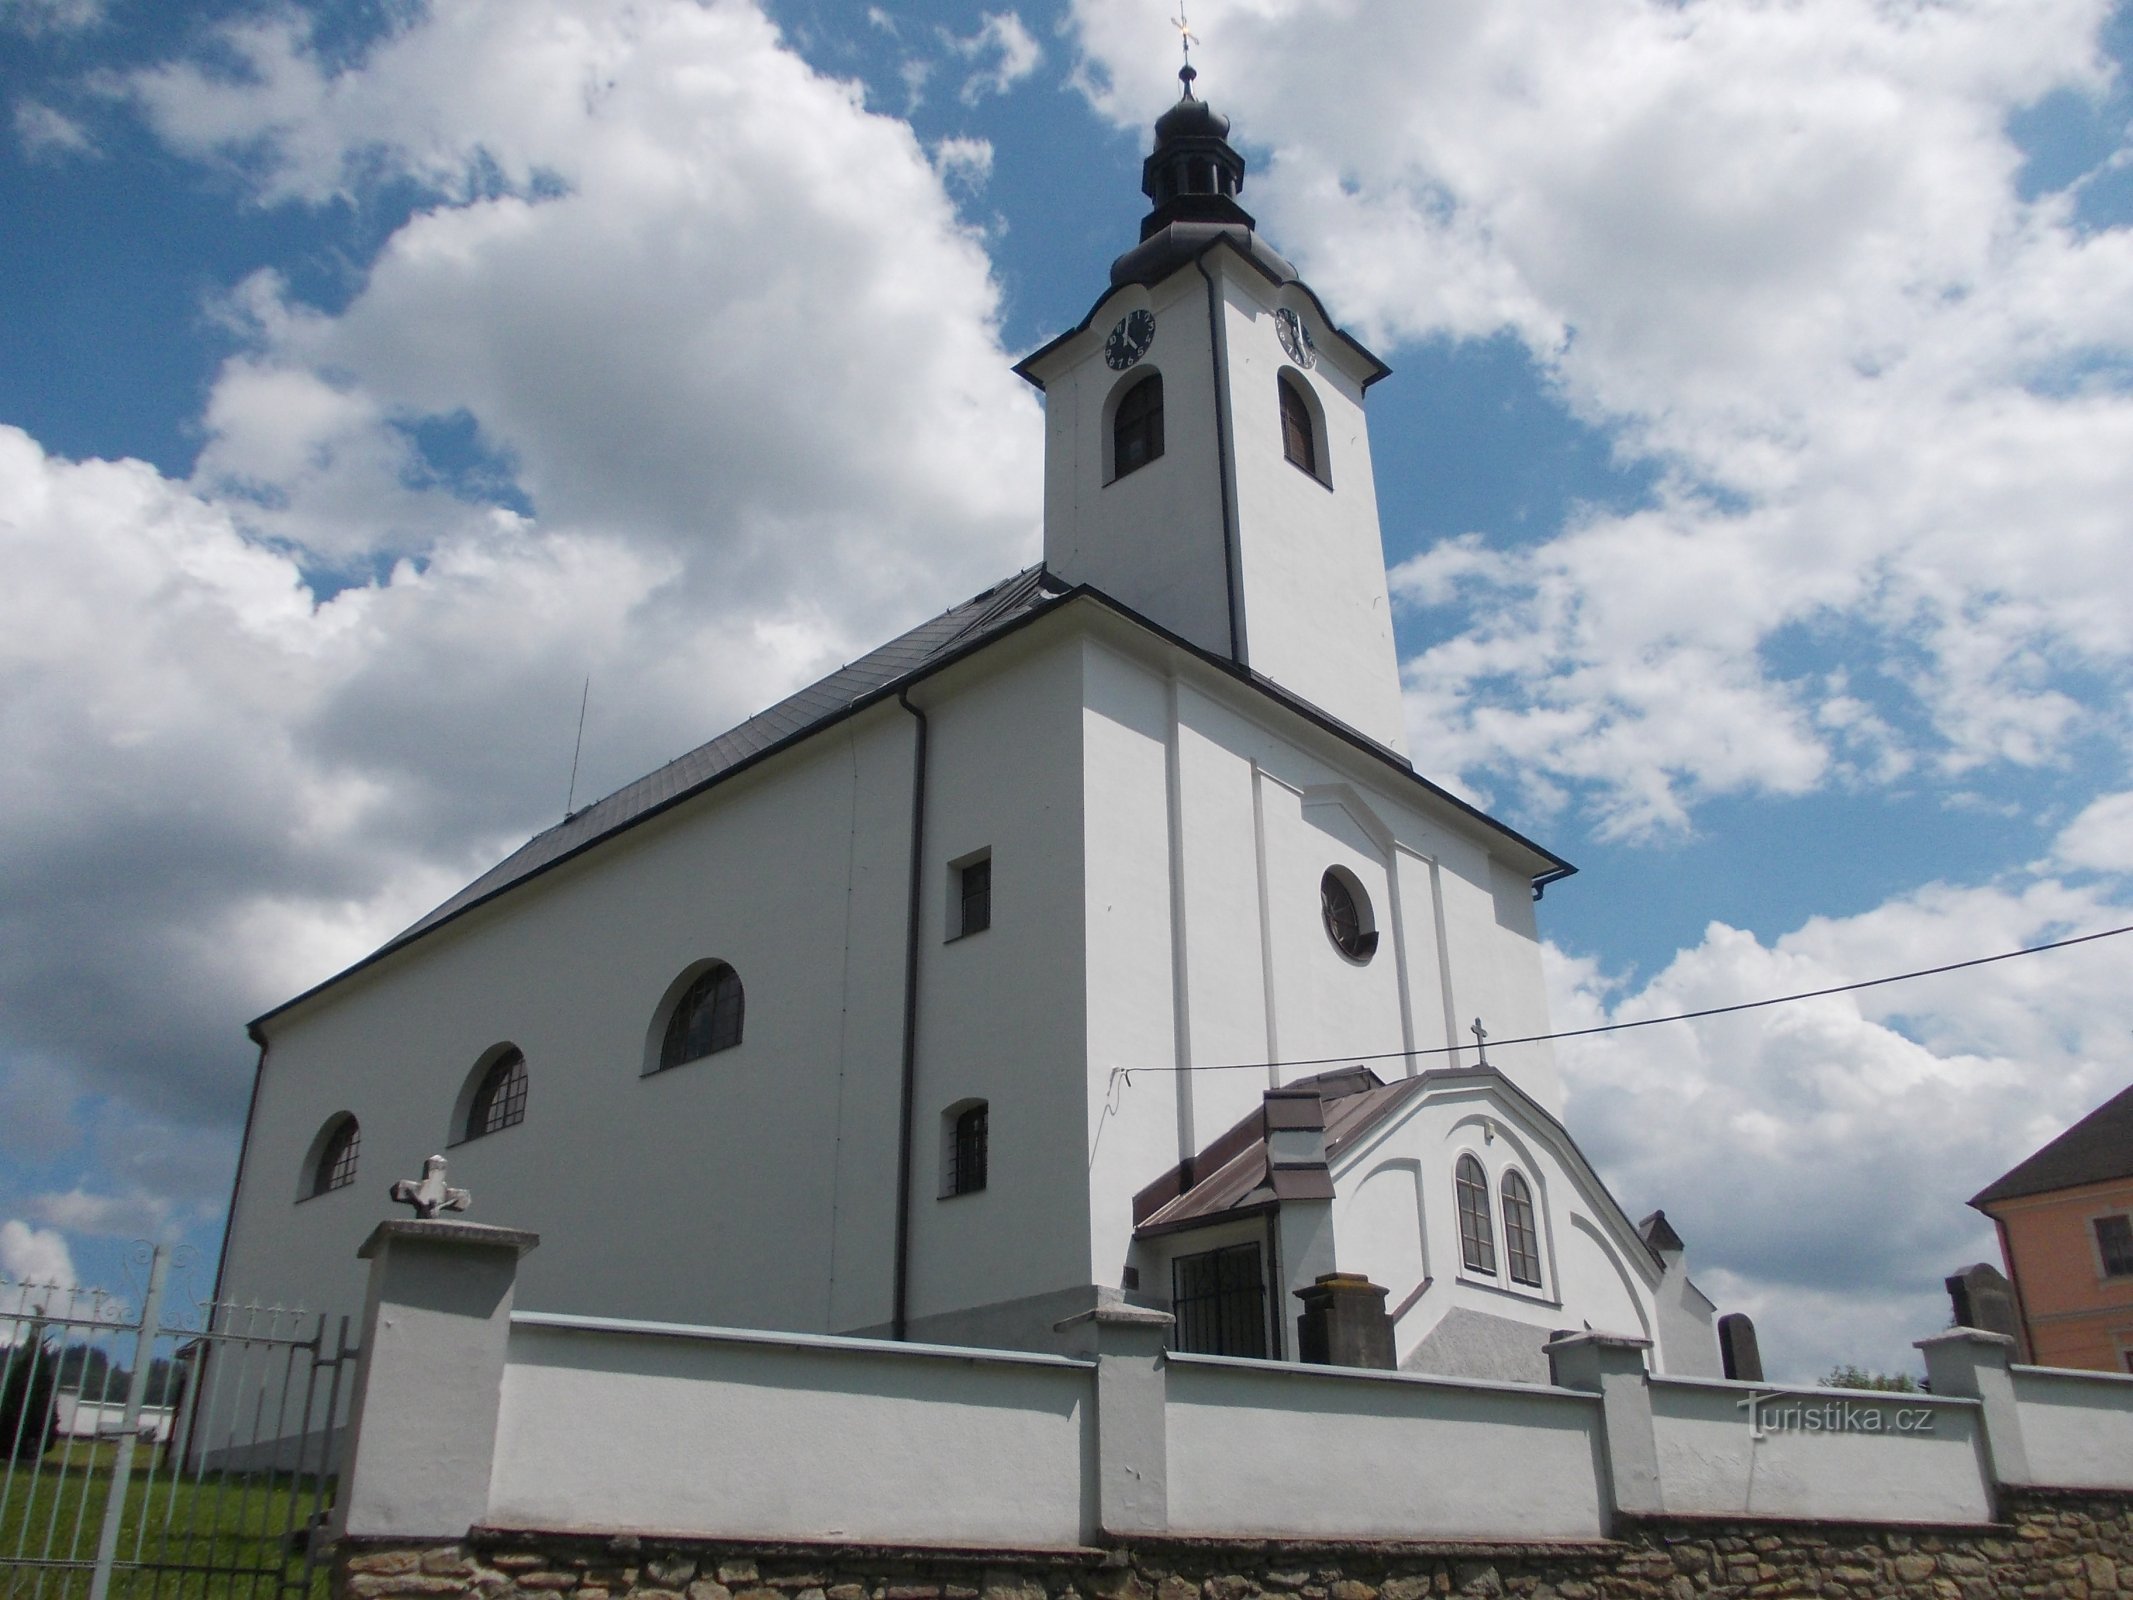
[1,0,2130,1382]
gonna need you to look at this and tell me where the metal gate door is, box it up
[0,1243,358,1600]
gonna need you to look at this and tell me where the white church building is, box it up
[215,72,1724,1386]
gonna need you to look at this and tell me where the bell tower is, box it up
[1015,67,1409,756]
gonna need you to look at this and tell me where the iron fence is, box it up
[0,1244,356,1600]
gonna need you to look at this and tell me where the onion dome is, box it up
[1111,65,1295,289]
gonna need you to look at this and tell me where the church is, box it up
[214,69,1724,1386]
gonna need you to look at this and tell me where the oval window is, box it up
[1320,867,1378,962]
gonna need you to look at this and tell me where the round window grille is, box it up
[1320,868,1379,962]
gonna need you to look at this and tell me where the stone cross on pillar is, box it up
[388,1155,471,1221]
[1470,1017,1490,1067]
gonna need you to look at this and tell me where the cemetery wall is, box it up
[335,1488,2133,1600]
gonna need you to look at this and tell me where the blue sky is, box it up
[3,0,2131,1379]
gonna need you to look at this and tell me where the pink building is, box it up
[1971,1081,2133,1373]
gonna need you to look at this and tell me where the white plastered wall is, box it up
[1330,1080,1690,1374]
[1076,615,1566,1294]
[220,629,1094,1348]
[1210,256,1407,754]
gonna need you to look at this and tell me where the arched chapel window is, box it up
[659,962,745,1071]
[310,1116,360,1198]
[465,1047,528,1141]
[1113,373,1164,480]
[1502,1170,1543,1287]
[1279,375,1319,479]
[1456,1153,1496,1275]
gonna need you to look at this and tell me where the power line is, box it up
[1132,920,2133,1077]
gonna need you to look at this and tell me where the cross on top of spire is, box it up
[1171,3,1199,94]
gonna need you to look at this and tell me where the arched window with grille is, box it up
[305,1115,360,1199]
[464,1047,528,1141]
[1111,372,1164,480]
[657,962,745,1072]
[1502,1170,1543,1287]
[1279,373,1322,480]
[1456,1153,1496,1275]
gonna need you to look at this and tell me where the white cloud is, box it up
[0,0,99,35]
[13,100,94,160]
[1544,877,2133,1382]
[0,1221,78,1289]
[949,12,1041,106]
[932,134,994,190]
[0,0,1044,1247]
[30,1188,173,1240]
[1074,0,2133,834]
[2055,790,2133,875]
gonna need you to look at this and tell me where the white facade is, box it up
[217,82,1721,1387]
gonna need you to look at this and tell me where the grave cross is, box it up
[1470,1017,1490,1067]
[389,1154,472,1221]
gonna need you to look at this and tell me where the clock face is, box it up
[1104,308,1156,371]
[1275,306,1317,369]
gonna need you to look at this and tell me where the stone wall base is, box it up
[336,1490,2133,1600]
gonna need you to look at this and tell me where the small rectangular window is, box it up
[2096,1214,2133,1278]
[1172,1243,1269,1358]
[957,856,991,938]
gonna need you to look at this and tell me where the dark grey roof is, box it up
[397,564,1059,947]
[1971,1080,2133,1208]
[250,565,1062,1032]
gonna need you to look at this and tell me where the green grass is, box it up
[0,1443,332,1600]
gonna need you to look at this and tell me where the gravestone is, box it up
[1718,1312,1764,1382]
[1946,1262,2028,1359]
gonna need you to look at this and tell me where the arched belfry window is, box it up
[1279,374,1321,480]
[304,1115,360,1199]
[1456,1153,1496,1275]
[1502,1170,1543,1287]
[1112,372,1164,480]
[464,1047,528,1141]
[657,962,745,1071]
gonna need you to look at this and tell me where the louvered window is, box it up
[1113,374,1164,479]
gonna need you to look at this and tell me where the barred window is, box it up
[958,857,992,938]
[2097,1214,2133,1279]
[1280,375,1317,477]
[1113,373,1164,480]
[1456,1154,1496,1275]
[1502,1170,1543,1287]
[466,1048,528,1141]
[947,1102,989,1197]
[312,1117,360,1198]
[659,963,745,1070]
[1172,1242,1269,1358]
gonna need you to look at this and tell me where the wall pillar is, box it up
[1546,1331,1660,1523]
[333,1219,540,1541]
[1918,1327,2033,1490]
[1294,1273,1395,1369]
[1056,1303,1174,1538]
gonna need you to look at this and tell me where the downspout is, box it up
[1197,252,1246,666]
[892,689,930,1341]
[209,1032,271,1314]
